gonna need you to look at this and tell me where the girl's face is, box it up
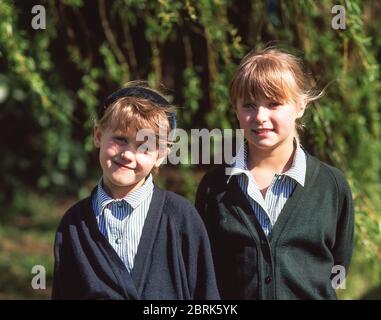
[236,95,305,152]
[94,125,165,199]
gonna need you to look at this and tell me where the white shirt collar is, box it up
[95,174,154,216]
[226,140,306,186]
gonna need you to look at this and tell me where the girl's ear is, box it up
[296,100,307,119]
[94,125,102,148]
[154,147,170,168]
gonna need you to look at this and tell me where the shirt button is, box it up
[265,276,273,284]
[115,238,121,244]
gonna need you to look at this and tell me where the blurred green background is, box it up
[0,0,380,299]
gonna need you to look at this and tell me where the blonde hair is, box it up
[97,96,173,135]
[96,94,175,174]
[96,85,176,152]
[230,47,322,117]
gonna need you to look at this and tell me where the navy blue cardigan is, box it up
[52,185,220,300]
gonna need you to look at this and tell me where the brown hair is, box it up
[230,47,322,111]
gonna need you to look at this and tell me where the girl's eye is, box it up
[243,103,257,109]
[269,102,281,108]
[136,142,156,155]
[114,137,128,144]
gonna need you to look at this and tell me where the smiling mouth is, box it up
[252,129,274,134]
[113,161,134,170]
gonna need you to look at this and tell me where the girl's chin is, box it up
[111,172,147,186]
[247,137,275,147]
[105,179,143,196]
[110,178,138,188]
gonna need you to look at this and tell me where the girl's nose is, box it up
[120,146,135,161]
[254,106,268,123]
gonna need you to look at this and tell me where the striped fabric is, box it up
[227,141,306,236]
[92,175,153,273]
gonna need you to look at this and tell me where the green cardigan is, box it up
[195,153,354,300]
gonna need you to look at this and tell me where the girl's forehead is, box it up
[107,120,142,134]
[240,92,285,103]
[111,127,158,139]
[109,126,137,137]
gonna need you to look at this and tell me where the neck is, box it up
[247,138,296,174]
[102,177,146,199]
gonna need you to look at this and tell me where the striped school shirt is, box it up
[227,141,306,236]
[92,174,153,273]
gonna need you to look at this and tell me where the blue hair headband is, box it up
[100,86,177,132]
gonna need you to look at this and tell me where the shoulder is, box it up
[56,195,92,232]
[307,154,352,196]
[160,188,196,214]
[318,160,350,188]
[197,165,230,195]
[157,188,206,233]
[200,165,229,183]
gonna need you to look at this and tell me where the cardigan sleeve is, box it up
[195,169,216,234]
[51,214,81,300]
[195,173,208,220]
[51,228,65,299]
[331,172,355,276]
[178,202,220,300]
[191,215,220,300]
[52,219,79,300]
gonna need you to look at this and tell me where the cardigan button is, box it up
[265,276,273,284]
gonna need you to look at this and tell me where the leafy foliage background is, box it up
[0,0,380,299]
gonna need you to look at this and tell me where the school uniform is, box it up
[195,143,354,300]
[52,175,220,300]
